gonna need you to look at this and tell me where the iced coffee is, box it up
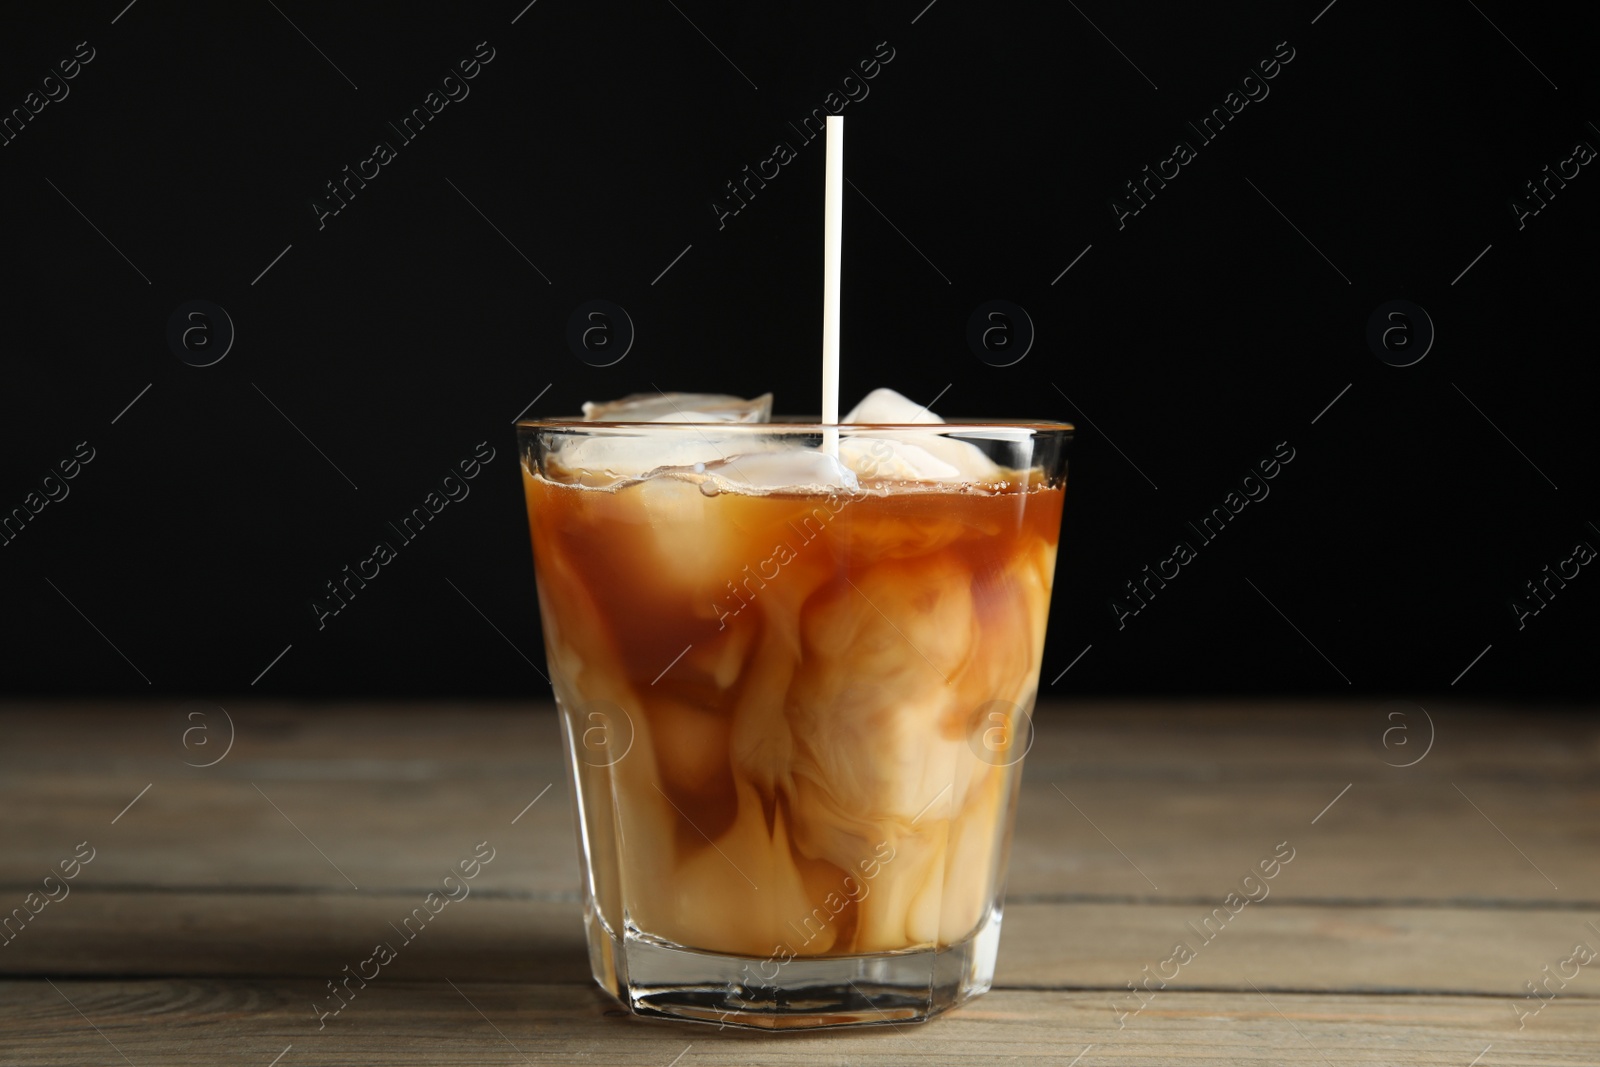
[519,388,1070,1029]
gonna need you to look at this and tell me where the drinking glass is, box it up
[517,419,1071,1029]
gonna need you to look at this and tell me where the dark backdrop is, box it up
[1,1,1595,701]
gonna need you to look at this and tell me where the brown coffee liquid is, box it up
[525,468,1062,959]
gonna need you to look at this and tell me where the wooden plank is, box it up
[996,902,1600,997]
[3,707,1595,905]
[5,700,1595,776]
[0,892,594,985]
[1,980,1595,1065]
[2,704,1597,1062]
[9,771,1591,903]
[5,890,1599,1001]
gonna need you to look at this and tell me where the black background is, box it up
[0,0,1595,702]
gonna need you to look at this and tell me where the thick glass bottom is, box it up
[583,904,1003,1031]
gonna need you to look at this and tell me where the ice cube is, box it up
[548,393,776,482]
[696,450,859,494]
[841,388,1002,482]
[843,387,943,425]
[552,388,1009,488]
[545,433,737,483]
[838,438,960,481]
[582,392,773,423]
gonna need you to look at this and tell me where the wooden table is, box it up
[2,702,1596,1064]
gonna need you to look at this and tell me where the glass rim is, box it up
[517,418,1074,433]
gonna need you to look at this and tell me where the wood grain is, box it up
[2,701,1596,1063]
[2,980,1595,1066]
[4,891,1600,999]
[2,703,1595,902]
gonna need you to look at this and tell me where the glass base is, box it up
[583,905,1003,1031]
